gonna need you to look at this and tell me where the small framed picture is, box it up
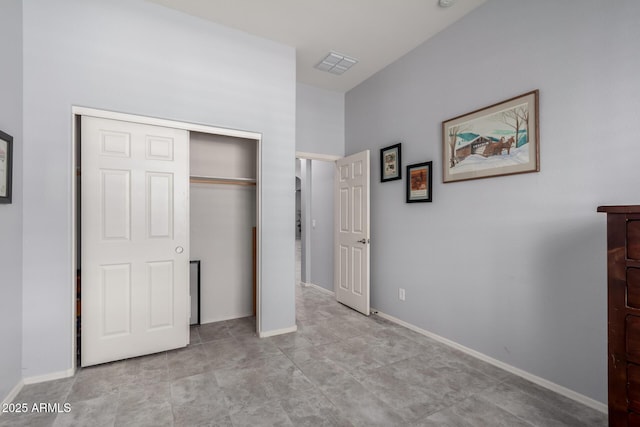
[380,143,401,182]
[0,129,13,204]
[406,161,432,203]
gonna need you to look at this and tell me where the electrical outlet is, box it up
[399,288,406,301]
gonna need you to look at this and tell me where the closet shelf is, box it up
[190,175,256,186]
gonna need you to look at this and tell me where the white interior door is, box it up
[335,150,370,315]
[81,116,189,367]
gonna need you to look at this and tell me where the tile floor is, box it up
[1,284,607,426]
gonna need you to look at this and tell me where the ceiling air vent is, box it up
[314,52,358,75]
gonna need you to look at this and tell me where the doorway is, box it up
[295,150,371,316]
[72,107,262,369]
[295,153,340,295]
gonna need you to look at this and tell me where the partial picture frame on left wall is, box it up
[0,129,13,204]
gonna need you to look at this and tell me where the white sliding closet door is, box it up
[81,116,190,367]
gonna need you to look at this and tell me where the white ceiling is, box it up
[147,0,487,93]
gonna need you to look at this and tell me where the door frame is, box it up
[295,152,341,292]
[71,106,263,371]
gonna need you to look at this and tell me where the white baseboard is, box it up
[23,368,75,385]
[301,282,335,296]
[258,324,298,338]
[1,379,24,409]
[372,309,607,414]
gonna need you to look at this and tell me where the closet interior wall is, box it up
[189,132,257,324]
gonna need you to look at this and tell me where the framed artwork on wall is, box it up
[442,90,539,183]
[380,143,402,182]
[0,129,13,204]
[406,161,432,203]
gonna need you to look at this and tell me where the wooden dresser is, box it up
[598,205,640,426]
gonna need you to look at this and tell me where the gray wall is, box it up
[0,0,23,403]
[346,0,640,404]
[310,161,335,292]
[22,0,296,379]
[296,83,345,156]
[296,83,345,293]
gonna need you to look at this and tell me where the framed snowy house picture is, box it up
[442,90,539,183]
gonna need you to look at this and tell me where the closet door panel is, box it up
[147,172,174,239]
[82,116,189,367]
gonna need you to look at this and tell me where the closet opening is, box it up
[189,132,257,328]
[72,107,262,370]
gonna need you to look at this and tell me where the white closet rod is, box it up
[190,175,256,186]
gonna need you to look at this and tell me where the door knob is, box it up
[175,246,184,254]
[357,238,369,244]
